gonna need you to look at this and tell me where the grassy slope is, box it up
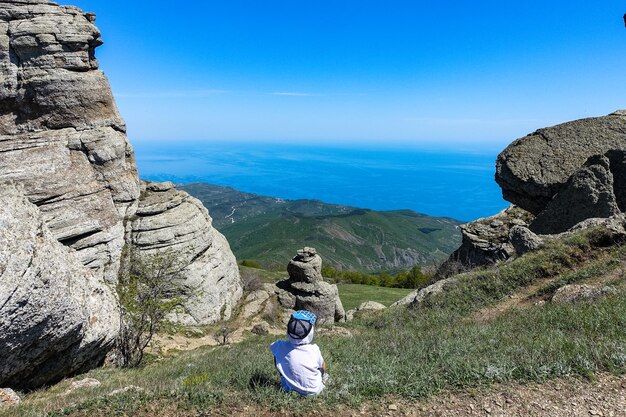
[336,284,413,311]
[8,227,626,417]
[179,183,461,272]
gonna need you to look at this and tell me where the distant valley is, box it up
[180,183,462,272]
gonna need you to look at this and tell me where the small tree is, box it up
[115,247,192,367]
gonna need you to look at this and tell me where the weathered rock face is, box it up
[442,112,626,273]
[0,185,119,390]
[130,182,242,325]
[276,248,345,323]
[0,0,140,282]
[437,206,533,277]
[530,155,620,234]
[509,225,543,255]
[496,111,626,215]
[0,1,242,388]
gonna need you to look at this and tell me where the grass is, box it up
[337,284,413,311]
[5,227,626,417]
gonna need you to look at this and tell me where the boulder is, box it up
[0,388,20,408]
[391,276,459,307]
[240,290,271,319]
[437,206,534,275]
[496,111,626,215]
[275,248,346,323]
[0,0,140,283]
[0,185,119,390]
[530,155,620,234]
[509,225,543,255]
[0,1,243,389]
[345,301,387,321]
[551,284,617,304]
[286,247,323,282]
[130,181,242,325]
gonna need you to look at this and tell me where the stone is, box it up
[68,378,101,392]
[530,155,620,234]
[0,185,119,390]
[251,322,271,336]
[437,206,534,276]
[0,0,140,283]
[392,276,459,307]
[496,111,626,215]
[275,248,345,323]
[0,1,243,389]
[509,225,543,255]
[345,301,387,321]
[286,247,323,282]
[552,285,617,304]
[0,388,20,408]
[240,290,270,319]
[131,182,243,325]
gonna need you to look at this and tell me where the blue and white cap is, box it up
[287,310,317,341]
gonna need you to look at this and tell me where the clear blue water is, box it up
[133,141,509,222]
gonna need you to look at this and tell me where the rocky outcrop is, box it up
[391,276,459,307]
[0,1,241,388]
[496,111,626,215]
[530,155,620,234]
[437,206,533,277]
[0,185,119,390]
[442,111,626,273]
[0,0,140,283]
[130,181,242,325]
[276,248,345,323]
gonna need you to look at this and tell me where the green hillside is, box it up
[179,183,461,272]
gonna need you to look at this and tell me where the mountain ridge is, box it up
[179,182,462,272]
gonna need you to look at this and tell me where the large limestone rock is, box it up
[437,206,533,276]
[530,155,620,234]
[496,111,626,215]
[276,247,345,323]
[0,185,119,390]
[0,0,140,282]
[130,182,242,325]
[0,0,242,388]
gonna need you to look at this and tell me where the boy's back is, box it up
[271,340,324,396]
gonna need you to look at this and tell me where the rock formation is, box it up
[0,0,140,283]
[0,185,119,390]
[276,247,345,323]
[0,0,241,388]
[496,111,626,215]
[443,111,626,272]
[530,154,620,234]
[437,206,533,277]
[131,181,242,324]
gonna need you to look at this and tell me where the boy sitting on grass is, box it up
[270,310,328,396]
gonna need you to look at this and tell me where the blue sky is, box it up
[69,0,626,147]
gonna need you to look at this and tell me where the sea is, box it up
[133,140,509,222]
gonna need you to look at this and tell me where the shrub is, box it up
[115,247,193,368]
[241,259,262,269]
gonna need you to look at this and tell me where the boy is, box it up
[270,310,327,396]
